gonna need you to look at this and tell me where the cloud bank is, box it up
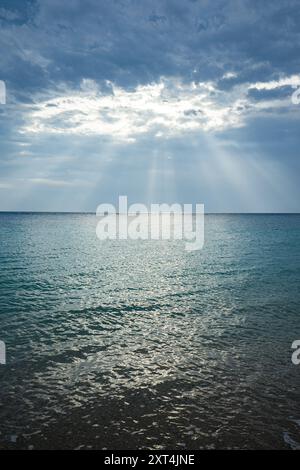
[0,0,300,211]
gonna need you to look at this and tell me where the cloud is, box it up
[0,1,300,211]
[28,178,78,187]
[18,74,300,141]
[0,182,13,189]
[21,78,245,138]
[249,74,300,91]
[2,0,300,96]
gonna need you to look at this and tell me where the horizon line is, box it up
[0,211,299,215]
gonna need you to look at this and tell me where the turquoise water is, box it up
[0,213,300,449]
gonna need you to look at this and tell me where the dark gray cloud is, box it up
[1,0,300,94]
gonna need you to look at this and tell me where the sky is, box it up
[0,0,300,212]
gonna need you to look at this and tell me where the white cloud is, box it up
[0,182,12,189]
[20,75,299,141]
[222,71,238,80]
[20,78,246,139]
[248,74,300,91]
[28,178,86,187]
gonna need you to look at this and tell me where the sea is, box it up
[0,212,300,449]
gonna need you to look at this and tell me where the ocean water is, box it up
[0,213,300,450]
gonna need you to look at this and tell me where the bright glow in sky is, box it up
[0,0,300,212]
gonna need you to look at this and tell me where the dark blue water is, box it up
[0,213,300,449]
